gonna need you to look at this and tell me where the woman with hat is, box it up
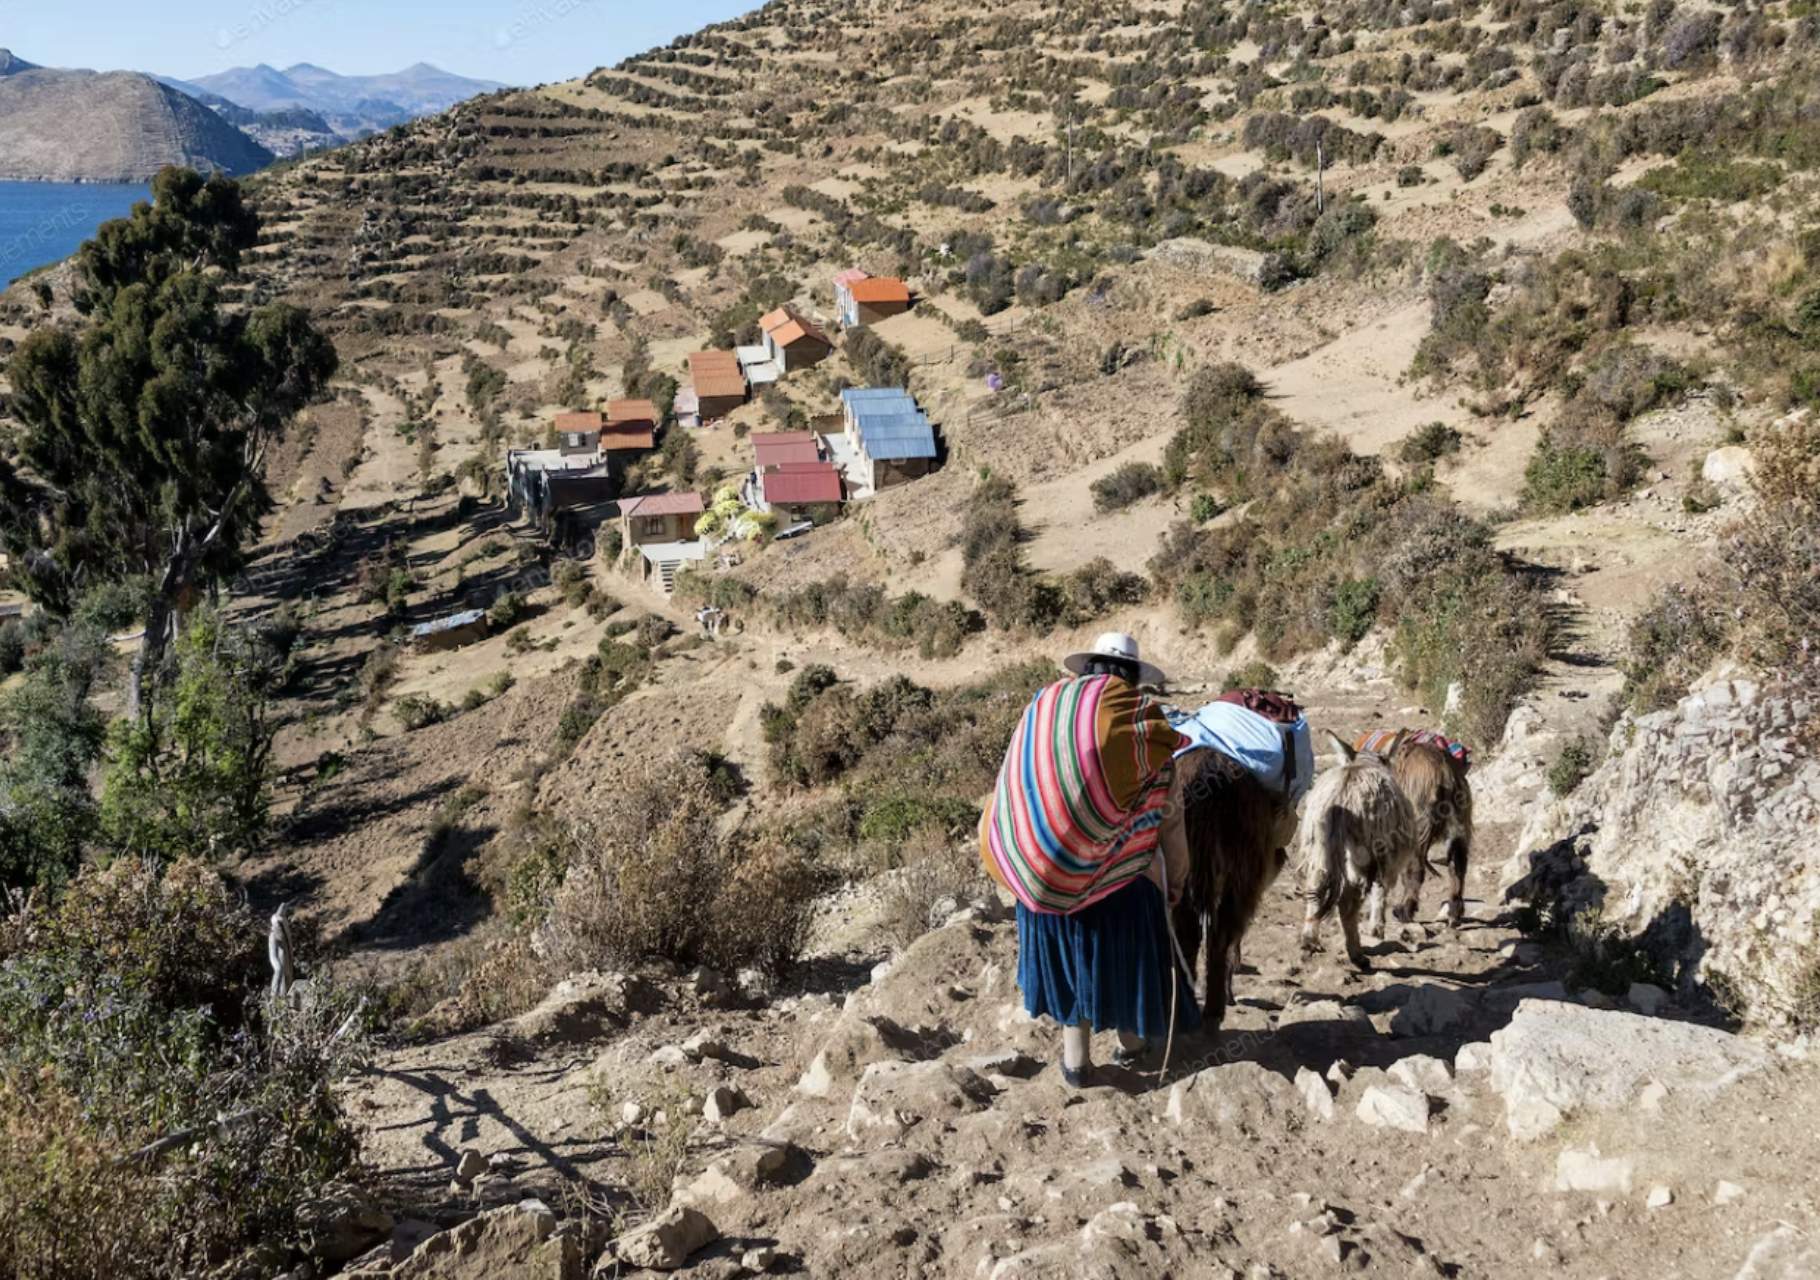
[980,633,1197,1086]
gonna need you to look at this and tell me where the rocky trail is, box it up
[333,850,1819,1279]
[319,660,1820,1280]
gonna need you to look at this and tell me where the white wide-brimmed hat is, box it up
[1061,631,1166,687]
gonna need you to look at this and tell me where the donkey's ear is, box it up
[1325,730,1355,762]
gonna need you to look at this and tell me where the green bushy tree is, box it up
[0,168,337,722]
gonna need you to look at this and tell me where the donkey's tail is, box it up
[1309,805,1354,921]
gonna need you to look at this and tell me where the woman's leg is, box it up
[1061,1021,1092,1086]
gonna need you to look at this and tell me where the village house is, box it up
[838,388,938,492]
[736,343,782,389]
[689,351,748,421]
[834,270,912,328]
[759,306,833,372]
[506,447,616,526]
[619,491,706,552]
[603,398,659,454]
[411,608,488,654]
[619,491,708,595]
[757,462,844,526]
[742,430,842,523]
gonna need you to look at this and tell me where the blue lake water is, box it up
[0,181,150,288]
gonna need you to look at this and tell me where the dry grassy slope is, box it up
[178,0,1804,976]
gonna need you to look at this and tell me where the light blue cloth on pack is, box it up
[1167,700,1316,805]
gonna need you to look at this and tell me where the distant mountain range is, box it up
[0,56,273,183]
[157,62,505,151]
[0,50,504,182]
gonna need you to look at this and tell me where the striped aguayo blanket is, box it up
[980,675,1187,915]
[1354,727,1472,770]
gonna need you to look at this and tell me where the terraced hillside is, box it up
[2,0,1817,1275]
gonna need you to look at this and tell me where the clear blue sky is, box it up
[8,0,757,85]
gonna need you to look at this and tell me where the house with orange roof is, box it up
[603,398,659,452]
[759,306,833,372]
[688,350,748,420]
[834,270,912,328]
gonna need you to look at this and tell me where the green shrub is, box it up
[1548,738,1596,796]
[393,694,450,731]
[0,859,365,1278]
[1328,577,1381,647]
[1189,493,1223,522]
[488,592,527,628]
[1523,437,1609,513]
[1090,463,1163,512]
[1400,422,1463,464]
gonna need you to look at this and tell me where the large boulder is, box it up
[391,1200,578,1280]
[604,1206,718,1272]
[1488,999,1770,1139]
[845,1060,996,1141]
[297,1183,395,1266]
[1505,675,1819,1024]
[1163,1062,1301,1135]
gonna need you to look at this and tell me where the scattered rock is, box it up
[741,1245,778,1272]
[1489,1000,1769,1139]
[297,1183,395,1266]
[1715,1180,1746,1205]
[845,1060,995,1141]
[1701,445,1753,488]
[605,1206,718,1272]
[796,1016,908,1098]
[1388,1054,1453,1095]
[1626,983,1670,1016]
[1277,999,1375,1030]
[393,1201,570,1280]
[681,1030,731,1062]
[1390,985,1471,1037]
[621,1100,645,1127]
[1647,1185,1674,1209]
[1554,1147,1635,1195]
[1356,1085,1430,1134]
[648,1044,690,1068]
[1165,1062,1302,1135]
[703,1084,748,1123]
[455,1149,490,1184]
[689,966,733,1006]
[1454,1042,1493,1074]
[1295,1066,1335,1122]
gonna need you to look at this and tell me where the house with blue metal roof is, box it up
[838,387,938,492]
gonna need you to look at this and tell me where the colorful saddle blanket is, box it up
[1354,727,1472,771]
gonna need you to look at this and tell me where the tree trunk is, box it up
[127,590,175,725]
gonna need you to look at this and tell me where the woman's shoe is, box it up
[1060,1061,1092,1089]
[1111,1039,1154,1070]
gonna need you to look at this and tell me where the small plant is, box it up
[393,694,449,731]
[1090,462,1163,513]
[1189,493,1223,523]
[1548,737,1595,796]
[1399,422,1463,464]
[488,592,528,628]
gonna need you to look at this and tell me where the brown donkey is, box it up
[1297,732,1418,970]
[1380,738,1475,928]
[1165,747,1299,1029]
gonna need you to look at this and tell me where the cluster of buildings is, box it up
[484,266,938,623]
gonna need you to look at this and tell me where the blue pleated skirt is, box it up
[1016,878,1202,1040]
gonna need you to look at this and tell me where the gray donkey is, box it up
[1298,731,1419,970]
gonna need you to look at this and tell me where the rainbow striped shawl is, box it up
[980,675,1186,915]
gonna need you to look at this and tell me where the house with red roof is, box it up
[603,398,659,453]
[758,461,844,525]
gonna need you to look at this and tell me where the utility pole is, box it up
[1067,113,1075,188]
[1316,138,1326,214]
